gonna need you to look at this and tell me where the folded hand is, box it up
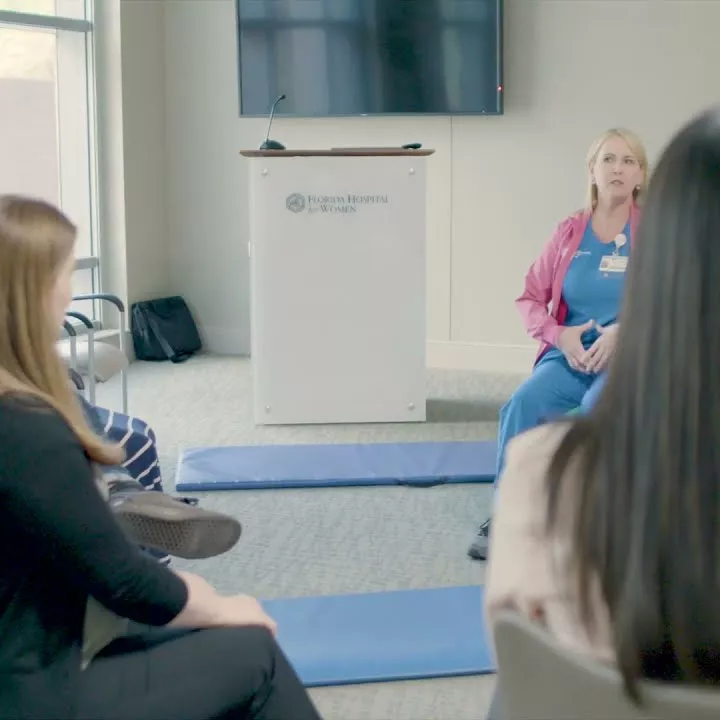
[557,320,595,372]
[581,323,618,373]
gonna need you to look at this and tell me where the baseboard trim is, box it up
[196,330,535,373]
[427,340,536,374]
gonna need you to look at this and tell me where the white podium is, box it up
[241,148,434,425]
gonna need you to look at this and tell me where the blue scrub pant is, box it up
[494,352,606,483]
[579,371,607,413]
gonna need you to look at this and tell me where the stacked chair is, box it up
[59,293,162,493]
[59,293,129,412]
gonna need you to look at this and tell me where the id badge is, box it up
[599,255,628,273]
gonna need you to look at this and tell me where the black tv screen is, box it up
[236,0,504,117]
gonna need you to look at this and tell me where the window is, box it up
[0,0,99,319]
[0,0,86,19]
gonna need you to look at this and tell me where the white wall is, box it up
[152,0,720,371]
[120,0,170,305]
[164,0,253,354]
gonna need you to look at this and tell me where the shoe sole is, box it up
[113,502,242,560]
[468,537,489,561]
[467,547,488,561]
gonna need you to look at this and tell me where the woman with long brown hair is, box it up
[0,196,322,720]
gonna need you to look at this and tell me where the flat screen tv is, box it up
[236,0,504,117]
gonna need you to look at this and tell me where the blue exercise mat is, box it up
[262,586,494,687]
[175,439,496,491]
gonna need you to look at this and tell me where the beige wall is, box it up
[120,0,170,305]
[120,0,720,371]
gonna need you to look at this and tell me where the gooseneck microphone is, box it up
[259,94,287,150]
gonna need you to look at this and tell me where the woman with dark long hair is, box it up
[486,106,720,704]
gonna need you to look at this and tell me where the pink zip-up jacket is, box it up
[517,205,641,365]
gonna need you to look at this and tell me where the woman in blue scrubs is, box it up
[469,129,648,561]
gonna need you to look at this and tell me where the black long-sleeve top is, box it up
[0,394,188,718]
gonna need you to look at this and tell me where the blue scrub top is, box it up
[561,221,631,349]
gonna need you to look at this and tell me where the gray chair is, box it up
[493,610,720,720]
[58,293,129,412]
[64,310,96,402]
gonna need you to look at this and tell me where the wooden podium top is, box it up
[240,148,435,158]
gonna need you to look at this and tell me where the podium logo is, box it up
[286,192,389,215]
[286,193,306,213]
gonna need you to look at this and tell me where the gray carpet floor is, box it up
[95,355,525,720]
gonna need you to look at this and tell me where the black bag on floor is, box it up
[131,296,202,363]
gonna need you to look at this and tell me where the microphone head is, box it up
[259,139,286,151]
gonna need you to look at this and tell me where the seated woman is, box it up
[0,195,322,720]
[485,107,720,713]
[469,128,648,560]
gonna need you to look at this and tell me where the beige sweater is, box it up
[484,423,616,665]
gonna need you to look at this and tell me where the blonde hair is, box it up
[0,195,123,465]
[586,128,649,210]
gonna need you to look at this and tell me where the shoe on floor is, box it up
[468,518,491,561]
[110,492,242,560]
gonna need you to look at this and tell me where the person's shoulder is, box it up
[506,422,571,469]
[491,423,574,564]
[0,392,78,449]
[542,210,589,255]
[499,422,572,507]
[556,209,589,238]
[564,209,589,223]
[0,391,61,419]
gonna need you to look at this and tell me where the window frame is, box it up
[0,2,100,322]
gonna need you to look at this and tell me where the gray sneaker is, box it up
[467,518,491,561]
[110,492,242,560]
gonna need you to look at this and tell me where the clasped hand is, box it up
[557,320,618,373]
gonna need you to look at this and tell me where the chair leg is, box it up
[486,688,504,720]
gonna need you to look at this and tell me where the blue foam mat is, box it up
[175,440,496,491]
[263,586,494,687]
